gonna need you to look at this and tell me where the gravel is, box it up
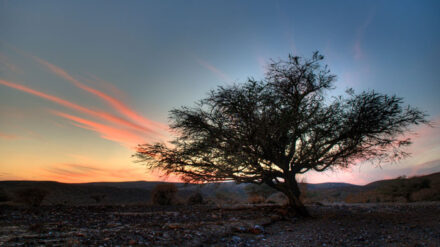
[0,202,438,246]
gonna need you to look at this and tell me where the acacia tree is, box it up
[135,52,427,216]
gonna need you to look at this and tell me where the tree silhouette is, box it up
[135,52,428,216]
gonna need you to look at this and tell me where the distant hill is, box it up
[304,172,440,203]
[1,172,439,205]
[307,182,360,190]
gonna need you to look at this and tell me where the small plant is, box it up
[187,192,204,205]
[14,187,48,207]
[151,183,177,205]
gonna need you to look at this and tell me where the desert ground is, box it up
[1,202,439,247]
[1,173,439,246]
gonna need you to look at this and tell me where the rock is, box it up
[252,225,264,234]
[231,236,241,243]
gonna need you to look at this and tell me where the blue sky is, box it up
[0,0,439,184]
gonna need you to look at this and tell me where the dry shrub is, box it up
[151,183,178,205]
[187,192,204,205]
[14,187,48,207]
[248,194,265,204]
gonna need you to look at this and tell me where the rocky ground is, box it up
[0,202,439,246]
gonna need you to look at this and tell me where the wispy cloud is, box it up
[196,58,231,82]
[33,57,169,133]
[45,163,103,177]
[0,79,154,134]
[0,132,18,140]
[43,163,146,182]
[52,111,149,148]
[84,74,127,101]
[353,9,375,60]
[0,52,22,73]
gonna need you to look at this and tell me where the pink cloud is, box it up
[33,57,169,133]
[0,79,153,134]
[39,162,180,183]
[52,111,148,148]
[84,74,128,101]
[42,163,150,183]
[399,116,440,155]
[0,132,18,140]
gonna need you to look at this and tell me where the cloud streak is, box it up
[0,79,154,134]
[52,111,148,148]
[33,57,169,133]
[0,53,22,73]
[353,8,375,60]
[0,132,18,140]
[43,163,150,183]
[196,58,231,81]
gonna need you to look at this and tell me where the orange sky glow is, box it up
[1,1,439,185]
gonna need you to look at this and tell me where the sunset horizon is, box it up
[1,0,439,186]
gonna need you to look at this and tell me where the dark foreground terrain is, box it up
[1,202,439,247]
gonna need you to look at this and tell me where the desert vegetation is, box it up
[135,52,428,216]
[344,173,440,203]
[151,183,178,206]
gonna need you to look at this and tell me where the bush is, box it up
[187,192,204,205]
[380,177,433,202]
[14,187,48,207]
[151,183,178,205]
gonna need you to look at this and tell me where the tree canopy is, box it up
[135,52,428,216]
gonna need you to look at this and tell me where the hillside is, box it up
[1,172,439,205]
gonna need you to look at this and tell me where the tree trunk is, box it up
[284,176,311,217]
[264,173,311,217]
[286,192,310,217]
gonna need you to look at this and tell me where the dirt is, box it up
[0,202,439,246]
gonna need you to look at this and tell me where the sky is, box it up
[0,0,439,185]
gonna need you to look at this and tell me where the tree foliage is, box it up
[135,52,428,215]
